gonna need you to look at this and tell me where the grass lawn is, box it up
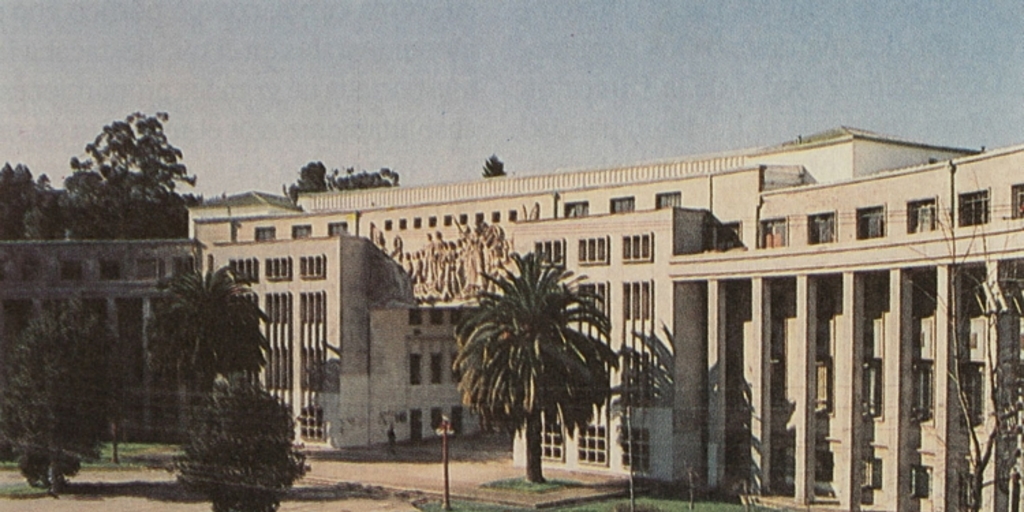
[0,443,181,471]
[0,482,49,499]
[480,477,583,493]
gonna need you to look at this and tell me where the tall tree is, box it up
[286,162,400,201]
[286,161,329,201]
[64,112,196,239]
[482,154,506,178]
[0,163,38,240]
[0,300,111,494]
[149,267,268,416]
[454,252,616,482]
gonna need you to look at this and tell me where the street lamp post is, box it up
[437,416,455,510]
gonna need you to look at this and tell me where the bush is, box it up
[176,376,306,512]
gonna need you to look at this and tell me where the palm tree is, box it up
[454,252,616,482]
[149,267,268,419]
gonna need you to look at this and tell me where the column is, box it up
[141,297,153,433]
[746,278,771,493]
[707,280,726,488]
[882,269,909,509]
[673,281,707,481]
[833,272,861,509]
[933,265,952,511]
[793,275,816,504]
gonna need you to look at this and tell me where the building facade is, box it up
[48,126,1018,511]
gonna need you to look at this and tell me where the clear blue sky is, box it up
[2,1,1022,197]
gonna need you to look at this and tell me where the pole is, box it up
[442,419,451,511]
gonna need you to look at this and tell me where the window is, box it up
[491,211,501,223]
[962,362,984,426]
[265,257,293,281]
[409,354,422,385]
[229,258,260,283]
[1014,185,1024,219]
[292,224,312,239]
[862,457,883,490]
[564,201,589,218]
[443,215,453,227]
[863,359,883,418]
[815,446,834,483]
[815,358,833,413]
[408,309,423,325]
[451,406,463,434]
[621,427,650,471]
[255,226,276,241]
[655,192,681,210]
[431,407,444,430]
[718,222,742,249]
[399,219,407,230]
[911,465,931,499]
[622,234,654,262]
[475,212,484,225]
[429,216,438,228]
[760,218,787,248]
[908,199,937,233]
[579,283,609,315]
[429,308,444,325]
[534,240,565,265]
[542,422,564,460]
[60,260,83,281]
[172,257,194,276]
[578,237,610,265]
[857,206,886,239]
[508,210,518,222]
[430,353,443,384]
[384,220,393,231]
[100,260,121,280]
[912,361,933,421]
[808,213,836,245]
[328,222,348,236]
[959,190,990,227]
[623,281,653,321]
[610,197,635,214]
[459,214,468,225]
[578,424,608,465]
[300,255,327,280]
[413,217,422,229]
[137,258,161,279]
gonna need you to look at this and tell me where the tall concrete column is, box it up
[793,275,816,504]
[746,278,771,494]
[881,269,909,509]
[141,297,153,433]
[707,279,727,488]
[934,265,952,511]
[674,281,707,481]
[833,272,862,510]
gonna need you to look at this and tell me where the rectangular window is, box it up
[623,281,652,321]
[255,226,276,241]
[292,225,312,239]
[443,215,453,227]
[621,427,650,471]
[815,446,834,483]
[579,282,609,315]
[328,222,348,236]
[863,457,883,490]
[491,211,501,223]
[100,260,122,280]
[1014,185,1024,219]
[911,465,931,499]
[962,362,984,426]
[431,407,444,430]
[430,353,443,384]
[137,258,160,280]
[475,212,484,225]
[815,358,833,413]
[578,424,608,465]
[622,234,654,262]
[409,354,422,385]
[508,210,518,222]
[808,213,836,245]
[384,220,393,231]
[60,260,83,281]
[905,199,936,234]
[564,201,589,218]
[760,218,787,248]
[408,308,423,325]
[534,240,565,265]
[912,361,933,421]
[459,214,468,225]
[429,216,438,227]
[542,422,564,461]
[413,217,422,229]
[229,258,260,283]
[959,190,990,227]
[299,255,327,280]
[399,219,407,230]
[578,237,610,265]
[429,308,444,325]
[857,206,886,239]
[265,257,293,281]
[655,192,681,210]
[610,197,635,214]
[863,358,883,418]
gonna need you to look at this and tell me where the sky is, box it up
[1,1,1022,198]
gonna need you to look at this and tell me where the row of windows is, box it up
[761,188,1022,249]
[230,256,325,282]
[254,222,349,242]
[383,210,520,232]
[563,191,681,219]
[408,308,462,326]
[541,422,650,471]
[266,257,293,281]
[538,235,653,266]
[0,257,191,282]
[409,351,458,386]
[299,255,327,279]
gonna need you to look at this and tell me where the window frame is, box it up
[907,198,937,234]
[655,191,682,210]
[958,190,990,227]
[759,218,788,249]
[610,196,636,214]
[291,224,312,239]
[564,201,589,218]
[807,212,836,245]
[856,206,886,240]
[255,226,277,242]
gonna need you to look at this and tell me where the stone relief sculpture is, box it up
[381,222,513,303]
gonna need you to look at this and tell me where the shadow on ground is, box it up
[62,480,410,505]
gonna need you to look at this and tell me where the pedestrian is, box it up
[387,423,396,454]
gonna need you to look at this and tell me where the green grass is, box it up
[0,482,49,499]
[0,443,181,471]
[480,477,583,493]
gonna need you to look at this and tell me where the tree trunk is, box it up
[525,412,545,483]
